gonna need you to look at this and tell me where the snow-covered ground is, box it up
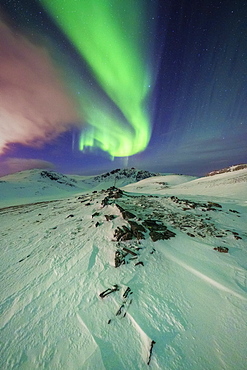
[0,168,247,369]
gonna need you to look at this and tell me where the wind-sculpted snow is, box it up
[0,187,247,369]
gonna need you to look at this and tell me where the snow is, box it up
[123,168,247,201]
[0,168,247,369]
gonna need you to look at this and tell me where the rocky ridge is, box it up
[206,164,247,176]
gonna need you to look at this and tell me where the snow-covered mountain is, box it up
[0,168,159,207]
[0,166,247,369]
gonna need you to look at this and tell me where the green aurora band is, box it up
[41,0,152,157]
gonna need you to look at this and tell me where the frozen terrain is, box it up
[0,168,247,369]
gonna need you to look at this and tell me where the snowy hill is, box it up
[123,168,247,201]
[1,171,247,368]
[206,163,247,176]
[0,168,158,207]
[0,169,86,207]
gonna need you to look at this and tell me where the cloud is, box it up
[0,20,80,154]
[0,157,55,176]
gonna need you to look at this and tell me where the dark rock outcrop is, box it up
[149,229,176,242]
[128,220,146,239]
[116,204,135,220]
[213,246,229,253]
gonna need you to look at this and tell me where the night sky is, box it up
[0,0,246,177]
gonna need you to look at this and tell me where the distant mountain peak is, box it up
[92,168,159,183]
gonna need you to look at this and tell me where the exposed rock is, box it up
[99,284,119,298]
[115,249,126,267]
[150,229,176,241]
[229,209,240,214]
[92,212,100,218]
[40,170,76,187]
[147,340,156,366]
[122,247,138,256]
[128,220,146,239]
[142,219,167,231]
[116,204,135,219]
[207,201,222,209]
[105,214,116,221]
[135,261,144,266]
[101,196,110,207]
[114,226,133,241]
[213,246,229,253]
[206,164,247,176]
[123,287,132,299]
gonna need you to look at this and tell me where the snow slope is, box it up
[1,175,247,369]
[123,168,247,201]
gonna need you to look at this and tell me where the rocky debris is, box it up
[142,219,167,231]
[156,181,168,187]
[128,220,146,239]
[114,242,141,267]
[115,249,127,267]
[207,201,222,209]
[116,304,125,316]
[170,196,222,212]
[107,187,123,199]
[101,285,134,323]
[163,211,226,239]
[135,261,144,266]
[122,247,138,256]
[229,209,240,214]
[79,198,91,203]
[232,231,242,240]
[206,163,247,176]
[114,226,133,241]
[114,220,146,244]
[213,246,229,253]
[19,254,31,263]
[150,229,176,242]
[101,196,110,207]
[115,204,135,219]
[105,214,115,221]
[116,289,133,318]
[92,212,100,218]
[141,219,176,241]
[99,284,120,298]
[147,340,156,366]
[101,188,124,207]
[123,287,132,299]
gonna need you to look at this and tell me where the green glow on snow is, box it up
[41,0,151,157]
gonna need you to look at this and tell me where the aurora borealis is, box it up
[41,0,152,157]
[0,0,246,176]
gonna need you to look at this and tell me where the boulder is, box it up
[213,246,229,253]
